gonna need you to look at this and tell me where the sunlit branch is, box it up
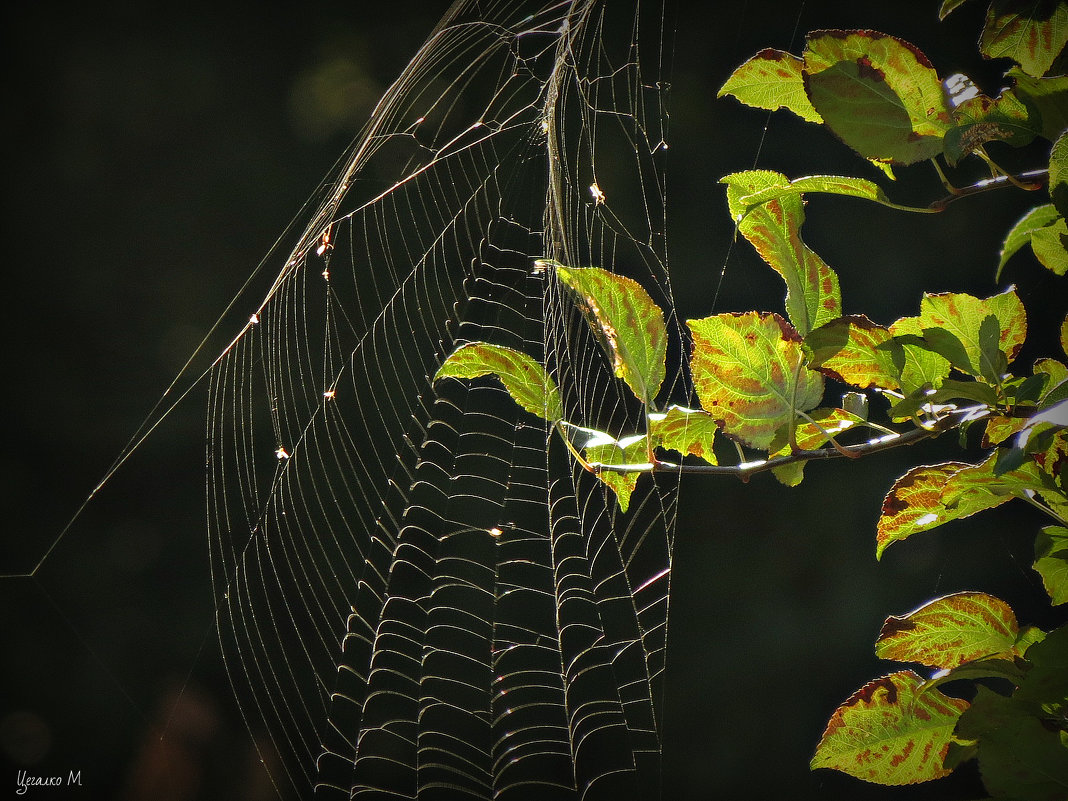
[927,168,1048,211]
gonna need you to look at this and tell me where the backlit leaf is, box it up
[806,315,900,390]
[876,453,1044,558]
[584,433,650,513]
[1035,525,1068,605]
[1061,314,1068,358]
[1010,69,1068,141]
[553,264,667,403]
[803,30,953,164]
[768,407,867,487]
[1050,130,1068,218]
[722,171,842,336]
[811,670,969,785]
[998,204,1062,278]
[718,48,823,123]
[1031,216,1068,275]
[875,592,1019,669]
[980,0,1068,77]
[435,342,564,421]
[887,316,951,395]
[688,312,824,450]
[735,174,932,215]
[916,288,1027,371]
[649,405,719,463]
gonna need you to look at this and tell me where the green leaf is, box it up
[956,685,1068,801]
[1050,131,1068,218]
[887,316,952,395]
[767,407,870,487]
[980,0,1068,77]
[435,342,564,421]
[876,454,1043,559]
[1035,525,1068,605]
[718,48,823,123]
[919,657,1027,697]
[648,405,719,464]
[583,433,649,513]
[735,174,934,215]
[811,670,969,784]
[979,314,1010,383]
[805,315,901,390]
[875,592,1019,669]
[1061,315,1068,358]
[920,327,979,375]
[687,312,824,450]
[943,87,1039,165]
[1031,216,1068,276]
[998,204,1062,278]
[721,171,842,336]
[1010,68,1068,141]
[917,288,1028,373]
[802,30,953,164]
[553,264,668,403]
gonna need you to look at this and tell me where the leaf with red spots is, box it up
[434,342,564,421]
[721,171,842,336]
[802,30,953,164]
[875,592,1019,670]
[718,48,822,123]
[811,670,969,785]
[553,264,668,404]
[687,312,824,450]
[877,454,1045,559]
[980,0,1068,78]
[649,405,719,464]
[805,315,901,390]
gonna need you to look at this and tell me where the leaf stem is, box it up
[927,168,1048,211]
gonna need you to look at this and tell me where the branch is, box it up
[589,407,987,483]
[927,168,1048,211]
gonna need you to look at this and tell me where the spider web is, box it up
[205,2,685,798]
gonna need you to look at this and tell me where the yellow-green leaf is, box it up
[943,87,1039,165]
[811,670,969,784]
[1061,314,1068,358]
[803,30,953,164]
[916,288,1027,371]
[999,204,1061,278]
[875,592,1019,669]
[735,174,933,215]
[805,315,901,390]
[649,405,719,464]
[721,170,842,336]
[718,48,822,124]
[1049,129,1068,217]
[1035,525,1068,605]
[877,454,1044,559]
[768,407,867,487]
[435,342,563,421]
[887,315,952,396]
[980,1,1068,78]
[553,264,667,404]
[584,433,650,513]
[1031,216,1068,276]
[688,312,824,450]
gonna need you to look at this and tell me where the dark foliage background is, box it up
[2,1,1064,799]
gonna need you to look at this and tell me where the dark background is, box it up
[2,2,1064,799]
